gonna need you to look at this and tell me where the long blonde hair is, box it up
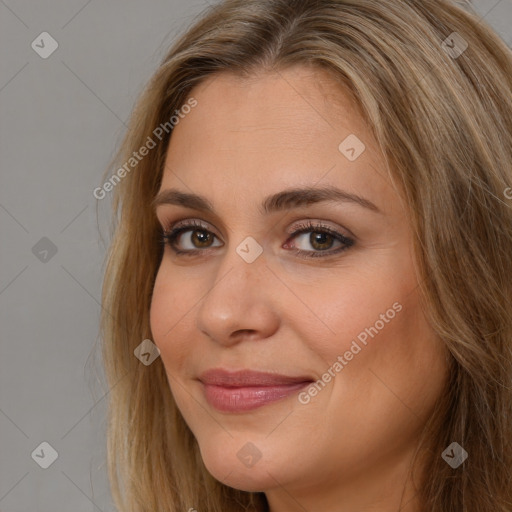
[99,1,512,510]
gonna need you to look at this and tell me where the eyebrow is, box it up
[151,185,382,215]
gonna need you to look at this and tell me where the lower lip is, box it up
[202,382,311,412]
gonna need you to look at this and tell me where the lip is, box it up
[198,369,313,412]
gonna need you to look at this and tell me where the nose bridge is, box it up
[211,228,269,294]
[195,239,278,344]
[214,248,263,299]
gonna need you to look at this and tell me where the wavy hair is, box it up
[99,0,512,510]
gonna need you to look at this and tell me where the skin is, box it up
[149,66,449,512]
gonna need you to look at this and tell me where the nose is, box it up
[195,243,280,347]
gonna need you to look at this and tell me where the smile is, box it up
[198,369,313,413]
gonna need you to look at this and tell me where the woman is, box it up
[99,0,512,510]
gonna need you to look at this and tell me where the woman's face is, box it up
[150,66,448,510]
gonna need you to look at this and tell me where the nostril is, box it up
[231,329,258,339]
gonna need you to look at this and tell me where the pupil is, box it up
[311,232,332,250]
[193,230,211,247]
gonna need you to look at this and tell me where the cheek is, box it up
[293,268,408,363]
[297,263,446,402]
[294,276,447,469]
[321,279,446,423]
[149,264,196,371]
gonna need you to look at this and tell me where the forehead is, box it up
[160,66,393,214]
[166,66,370,153]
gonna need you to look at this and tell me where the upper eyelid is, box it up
[161,217,216,231]
[160,216,350,235]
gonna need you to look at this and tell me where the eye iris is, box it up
[310,232,333,250]
[192,229,213,248]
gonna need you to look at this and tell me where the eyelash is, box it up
[159,219,355,259]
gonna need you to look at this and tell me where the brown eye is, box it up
[284,221,355,259]
[163,224,222,254]
[308,232,336,251]
[186,229,215,248]
[289,230,344,252]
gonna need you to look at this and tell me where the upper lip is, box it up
[198,368,314,387]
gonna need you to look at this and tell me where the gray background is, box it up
[0,1,510,511]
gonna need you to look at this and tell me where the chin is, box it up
[197,438,283,492]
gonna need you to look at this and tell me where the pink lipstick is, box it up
[198,369,313,412]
